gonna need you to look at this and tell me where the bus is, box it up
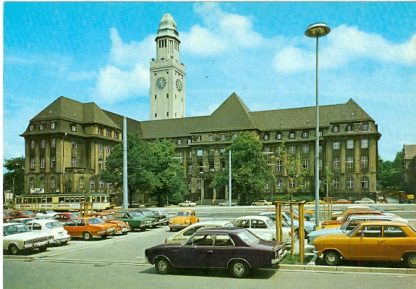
[13,193,111,211]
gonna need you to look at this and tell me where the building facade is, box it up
[403,144,416,195]
[20,13,381,205]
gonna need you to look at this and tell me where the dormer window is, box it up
[39,123,44,131]
[302,131,309,138]
[29,124,34,131]
[263,133,270,141]
[276,132,282,140]
[50,122,56,130]
[71,124,76,132]
[289,131,296,139]
[360,122,369,131]
[346,124,354,132]
[332,125,339,133]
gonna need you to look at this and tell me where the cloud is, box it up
[93,28,153,103]
[274,25,416,74]
[94,64,149,103]
[181,3,263,56]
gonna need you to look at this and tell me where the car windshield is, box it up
[45,222,63,229]
[266,218,276,228]
[130,212,144,218]
[237,230,260,245]
[177,212,190,216]
[88,217,103,224]
[4,224,30,235]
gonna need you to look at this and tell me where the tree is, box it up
[3,157,25,195]
[212,132,271,205]
[378,151,404,192]
[101,134,157,205]
[148,139,187,206]
[101,135,187,206]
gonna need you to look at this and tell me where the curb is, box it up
[279,264,416,274]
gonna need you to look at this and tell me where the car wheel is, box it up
[323,251,341,266]
[101,235,108,239]
[229,260,250,278]
[61,241,68,245]
[83,232,93,241]
[155,257,172,274]
[8,244,19,255]
[405,253,416,268]
[39,245,47,252]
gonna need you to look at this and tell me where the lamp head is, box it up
[305,23,330,38]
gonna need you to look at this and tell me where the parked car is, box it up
[10,217,37,225]
[319,209,383,229]
[63,217,117,240]
[145,227,287,278]
[260,211,315,237]
[354,198,375,204]
[114,210,153,231]
[35,210,58,219]
[26,219,71,245]
[178,200,196,207]
[165,220,234,244]
[333,199,352,204]
[88,212,130,235]
[308,214,408,245]
[3,223,52,255]
[151,209,171,226]
[7,210,35,220]
[168,210,199,231]
[314,221,416,268]
[132,209,160,227]
[232,215,292,245]
[52,212,79,223]
[251,200,272,206]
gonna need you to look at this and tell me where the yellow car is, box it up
[168,210,199,231]
[314,221,416,268]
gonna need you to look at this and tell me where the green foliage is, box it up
[3,156,25,195]
[212,132,272,205]
[378,151,405,191]
[101,135,186,206]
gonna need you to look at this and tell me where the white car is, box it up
[178,200,196,207]
[354,198,375,204]
[165,220,234,244]
[3,223,52,255]
[26,219,71,245]
[259,211,315,237]
[36,210,58,219]
[232,215,292,245]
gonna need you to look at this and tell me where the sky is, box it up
[3,1,416,162]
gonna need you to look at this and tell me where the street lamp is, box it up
[305,22,330,227]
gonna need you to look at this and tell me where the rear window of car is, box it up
[46,222,62,229]
[237,230,259,245]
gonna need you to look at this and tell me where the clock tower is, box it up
[150,14,185,120]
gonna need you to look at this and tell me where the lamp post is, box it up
[305,22,330,228]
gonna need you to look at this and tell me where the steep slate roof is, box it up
[250,98,374,131]
[29,96,120,129]
[139,94,375,139]
[139,93,257,139]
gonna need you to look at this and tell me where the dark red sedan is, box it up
[145,227,286,278]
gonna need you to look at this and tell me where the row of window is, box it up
[28,176,109,192]
[29,122,120,139]
[157,38,179,50]
[275,176,369,190]
[29,122,57,132]
[262,122,370,141]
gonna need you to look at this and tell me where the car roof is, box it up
[347,214,394,220]
[187,220,231,226]
[235,215,271,221]
[196,227,246,234]
[357,220,409,226]
[27,219,60,224]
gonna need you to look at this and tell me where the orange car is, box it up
[318,209,383,230]
[168,210,199,231]
[315,221,416,268]
[63,217,117,240]
[88,212,130,235]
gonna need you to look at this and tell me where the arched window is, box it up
[89,178,95,192]
[50,177,56,191]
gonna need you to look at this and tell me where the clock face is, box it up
[156,77,167,89]
[176,79,183,91]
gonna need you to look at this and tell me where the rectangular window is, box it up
[288,145,296,154]
[31,140,35,150]
[303,144,310,154]
[302,159,309,170]
[98,144,103,152]
[346,156,354,169]
[333,157,340,169]
[39,123,44,131]
[51,156,56,169]
[40,158,46,169]
[361,139,369,149]
[41,139,46,149]
[196,149,204,157]
[51,139,56,148]
[361,155,368,169]
[30,158,35,169]
[50,122,56,130]
[71,124,76,132]
[346,139,354,149]
[276,160,283,173]
[333,141,340,150]
[333,177,340,189]
[72,157,77,167]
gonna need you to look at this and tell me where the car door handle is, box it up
[207,250,214,253]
